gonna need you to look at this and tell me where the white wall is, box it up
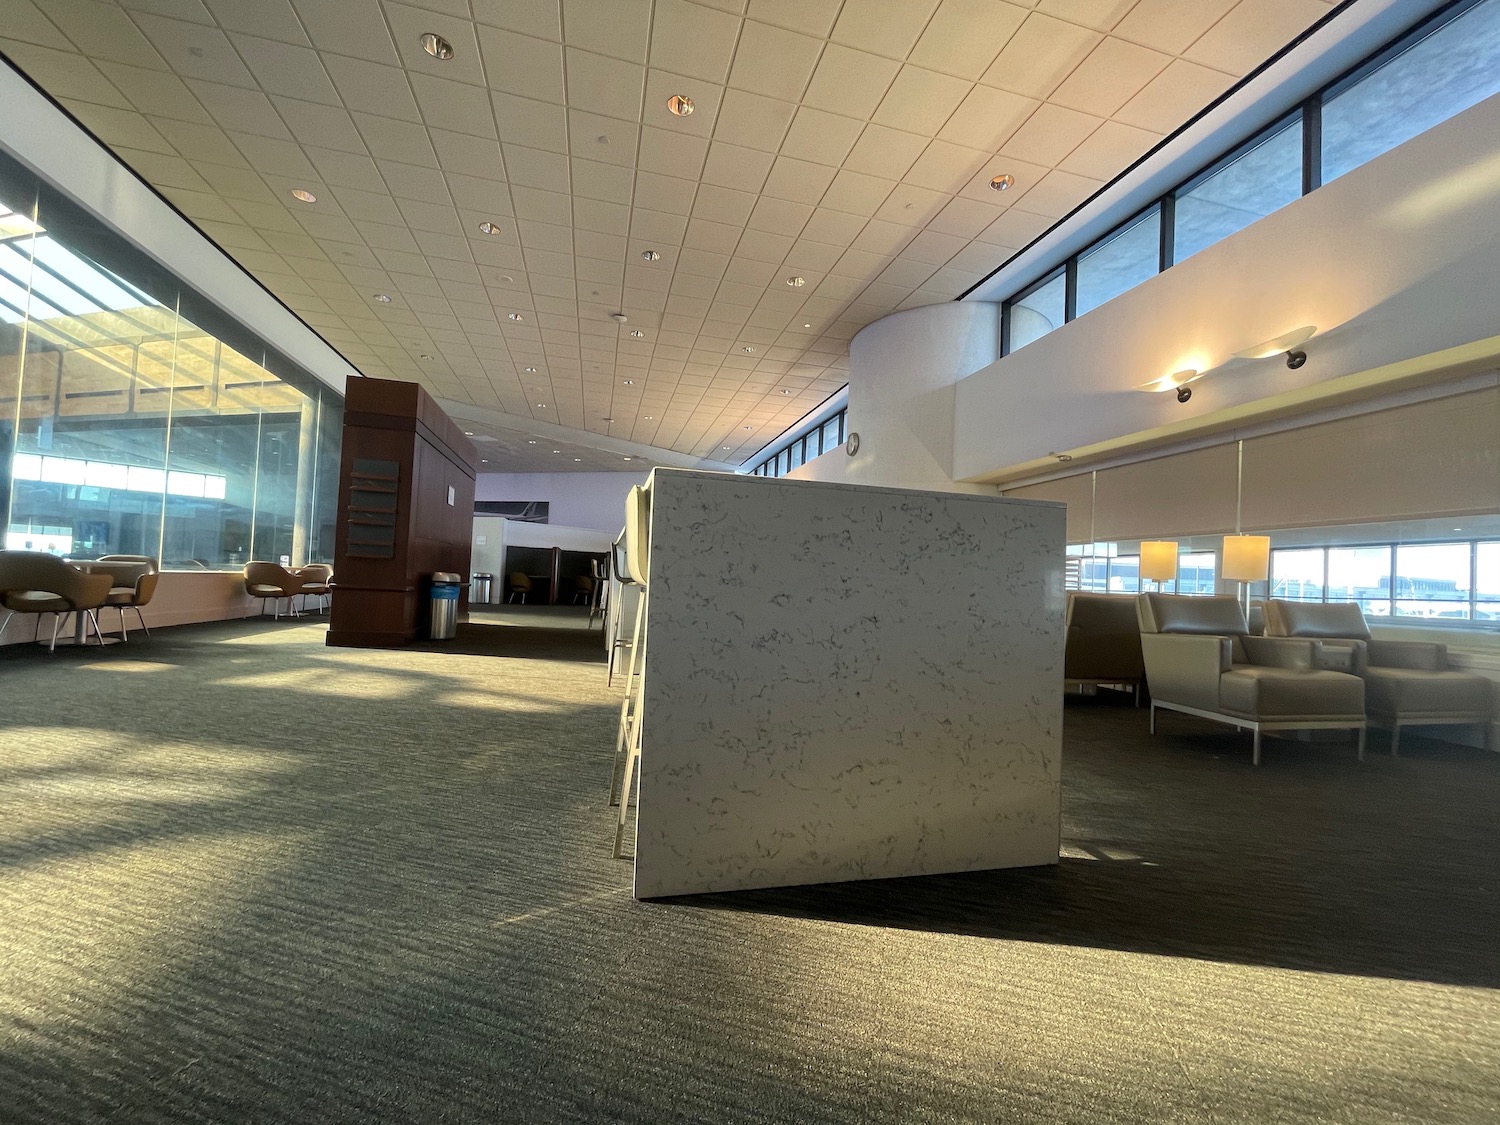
[791,301,1000,494]
[474,471,647,533]
[953,90,1500,484]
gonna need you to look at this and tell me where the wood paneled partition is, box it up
[327,378,477,648]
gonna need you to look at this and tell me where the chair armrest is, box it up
[1141,633,1232,711]
[63,569,115,609]
[1240,635,1317,671]
[1366,639,1445,670]
[1309,639,1365,674]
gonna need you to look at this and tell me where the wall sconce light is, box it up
[1233,326,1316,369]
[1139,541,1179,591]
[1139,369,1202,402]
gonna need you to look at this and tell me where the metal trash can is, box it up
[471,572,493,605]
[429,572,462,640]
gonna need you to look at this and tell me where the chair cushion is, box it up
[247,584,285,597]
[1270,600,1372,640]
[1363,668,1491,718]
[1142,594,1248,636]
[1219,666,1364,720]
[2,590,70,614]
[104,586,137,605]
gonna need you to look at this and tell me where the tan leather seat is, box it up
[1064,592,1145,703]
[0,550,115,651]
[1265,599,1493,754]
[88,555,160,640]
[243,561,306,619]
[297,564,333,614]
[1137,593,1366,766]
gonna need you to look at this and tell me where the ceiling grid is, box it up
[0,0,1335,470]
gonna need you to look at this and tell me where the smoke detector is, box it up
[610,312,628,323]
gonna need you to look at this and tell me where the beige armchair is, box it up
[1064,593,1145,703]
[1137,593,1367,766]
[0,550,114,651]
[89,555,160,640]
[1265,600,1493,755]
[297,564,333,614]
[243,561,305,619]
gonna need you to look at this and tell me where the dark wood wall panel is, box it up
[328,378,477,648]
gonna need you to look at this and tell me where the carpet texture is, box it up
[1,613,1497,1124]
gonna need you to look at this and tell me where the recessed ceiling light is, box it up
[508,312,524,321]
[481,459,488,463]
[629,329,644,338]
[290,188,317,203]
[574,457,583,462]
[525,366,537,373]
[667,94,695,116]
[642,250,660,261]
[803,323,812,328]
[374,293,391,302]
[622,379,634,385]
[536,402,547,407]
[780,389,792,394]
[989,174,1016,192]
[722,445,732,450]
[478,221,503,235]
[420,353,433,360]
[602,416,615,422]
[500,275,514,283]
[744,425,753,430]
[527,440,538,444]
[644,415,653,420]
[786,276,805,287]
[742,346,755,353]
[420,32,454,60]
[623,456,632,461]
[552,449,561,453]
[463,431,474,436]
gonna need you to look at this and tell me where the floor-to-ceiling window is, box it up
[0,152,341,569]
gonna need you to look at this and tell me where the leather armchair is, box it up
[297,564,333,614]
[89,555,160,640]
[0,550,114,651]
[243,561,305,619]
[1064,593,1145,703]
[1265,599,1493,754]
[1137,593,1367,766]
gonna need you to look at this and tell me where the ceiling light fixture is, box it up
[779,389,791,395]
[508,312,524,321]
[478,221,503,235]
[527,440,538,444]
[622,379,634,385]
[574,457,583,462]
[420,32,454,60]
[644,415,653,420]
[537,402,547,408]
[667,94,695,117]
[602,416,615,422]
[610,312,628,323]
[463,431,474,436]
[420,354,433,360]
[623,456,632,461]
[552,449,561,454]
[525,366,537,373]
[629,329,644,338]
[642,250,660,261]
[374,293,391,302]
[989,174,1015,192]
[803,323,812,328]
[786,276,805,287]
[744,425,753,430]
[742,346,755,353]
[290,189,317,203]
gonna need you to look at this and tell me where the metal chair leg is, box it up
[118,605,129,642]
[133,605,150,637]
[49,613,64,653]
[0,610,12,641]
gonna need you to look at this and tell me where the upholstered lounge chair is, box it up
[243,561,305,619]
[91,555,160,640]
[1265,599,1493,755]
[297,564,333,614]
[0,550,114,651]
[1064,592,1145,703]
[1137,593,1367,766]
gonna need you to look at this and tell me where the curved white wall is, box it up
[954,89,1500,483]
[795,301,999,494]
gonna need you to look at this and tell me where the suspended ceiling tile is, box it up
[981,12,1101,100]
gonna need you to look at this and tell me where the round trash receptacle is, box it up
[429,572,462,639]
[471,572,493,604]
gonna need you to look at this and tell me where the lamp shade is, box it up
[1139,540,1179,582]
[1221,535,1271,582]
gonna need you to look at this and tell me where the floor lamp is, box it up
[1139,541,1178,592]
[1222,535,1270,616]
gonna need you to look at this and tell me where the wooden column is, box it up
[327,378,477,647]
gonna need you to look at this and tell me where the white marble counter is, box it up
[633,469,1065,899]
